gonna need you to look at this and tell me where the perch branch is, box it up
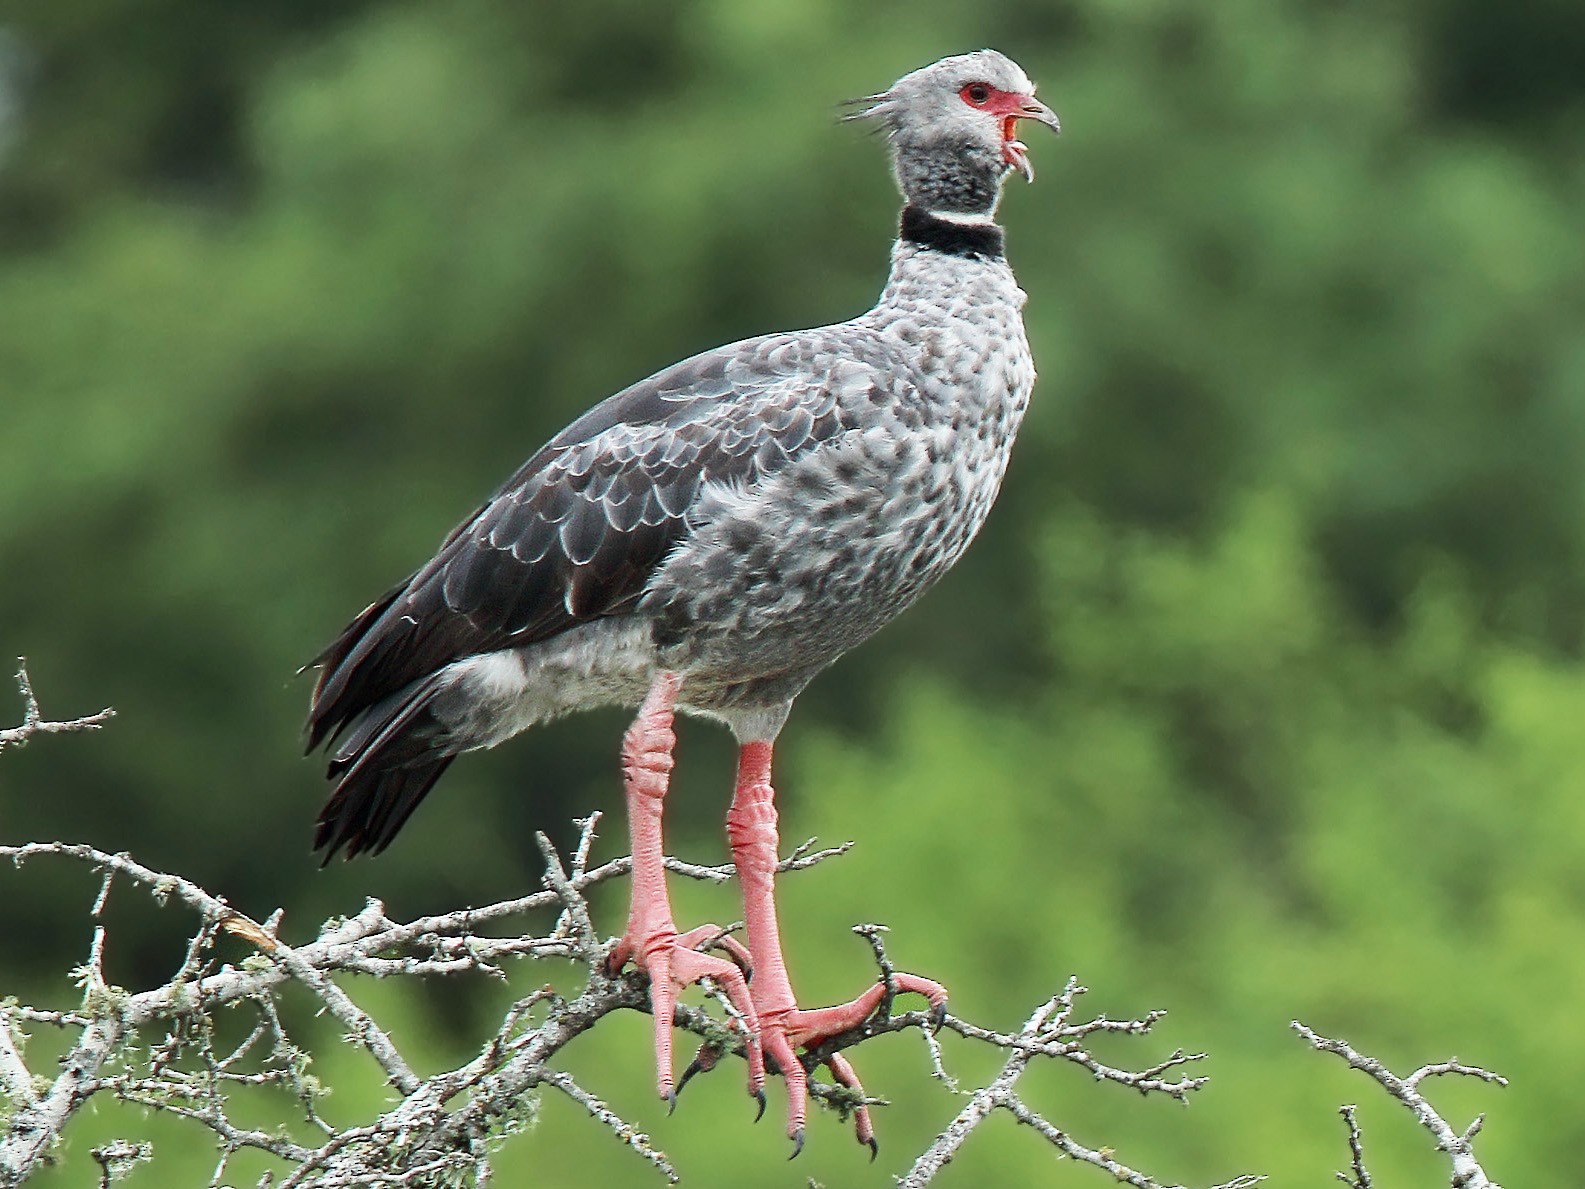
[0,830,1259,1188]
[0,679,1252,1187]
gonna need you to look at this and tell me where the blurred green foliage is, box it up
[2,0,1583,1184]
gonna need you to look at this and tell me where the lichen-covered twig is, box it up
[1293,1021,1505,1189]
[0,827,1256,1188]
[1,678,1250,1188]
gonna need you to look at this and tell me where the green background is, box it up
[3,0,1583,1184]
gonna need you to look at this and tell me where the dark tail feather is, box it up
[314,677,454,863]
[303,583,406,754]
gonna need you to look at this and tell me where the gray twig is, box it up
[0,830,864,1188]
[1336,1104,1371,1189]
[898,983,1261,1189]
[0,674,1252,1189]
[538,1069,678,1183]
[0,660,114,752]
[1293,1021,1505,1189]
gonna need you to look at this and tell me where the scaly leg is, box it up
[604,672,765,1108]
[726,741,946,1156]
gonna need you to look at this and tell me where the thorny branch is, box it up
[0,659,114,752]
[1292,1021,1506,1189]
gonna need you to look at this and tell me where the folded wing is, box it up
[305,332,873,757]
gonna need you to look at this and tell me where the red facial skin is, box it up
[958,83,1038,169]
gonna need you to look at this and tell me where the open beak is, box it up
[1002,98,1061,183]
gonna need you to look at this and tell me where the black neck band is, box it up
[899,205,1004,259]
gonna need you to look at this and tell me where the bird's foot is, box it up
[757,972,948,1158]
[605,923,766,1108]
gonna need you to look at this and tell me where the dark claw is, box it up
[676,1059,703,1099]
[788,1128,805,1161]
[867,1136,879,1163]
[753,1088,767,1123]
[929,1001,947,1031]
[665,1089,677,1116]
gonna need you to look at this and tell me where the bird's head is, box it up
[846,50,1060,217]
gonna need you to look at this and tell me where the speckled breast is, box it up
[647,252,1035,708]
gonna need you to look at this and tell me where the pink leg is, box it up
[727,741,947,1156]
[605,672,765,1107]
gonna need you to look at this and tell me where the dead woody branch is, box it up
[0,659,114,753]
[0,815,1256,1187]
[1292,1021,1506,1189]
[898,982,1263,1189]
[1,665,1255,1186]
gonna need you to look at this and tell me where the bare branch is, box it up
[1293,1021,1505,1189]
[1336,1105,1371,1189]
[0,1007,35,1109]
[0,827,1260,1188]
[896,980,1261,1189]
[535,830,600,959]
[0,682,1251,1189]
[0,829,866,1187]
[0,660,114,752]
[538,1069,679,1183]
[1002,1093,1262,1189]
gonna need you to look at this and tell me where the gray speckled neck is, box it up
[893,141,1007,216]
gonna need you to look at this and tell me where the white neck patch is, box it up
[925,209,998,226]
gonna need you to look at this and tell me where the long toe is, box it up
[609,924,766,1106]
[787,971,948,1047]
[758,1016,808,1143]
[827,1053,876,1152]
[753,969,947,1154]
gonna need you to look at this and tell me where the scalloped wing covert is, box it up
[305,332,877,752]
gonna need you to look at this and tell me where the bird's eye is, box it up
[962,83,991,106]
